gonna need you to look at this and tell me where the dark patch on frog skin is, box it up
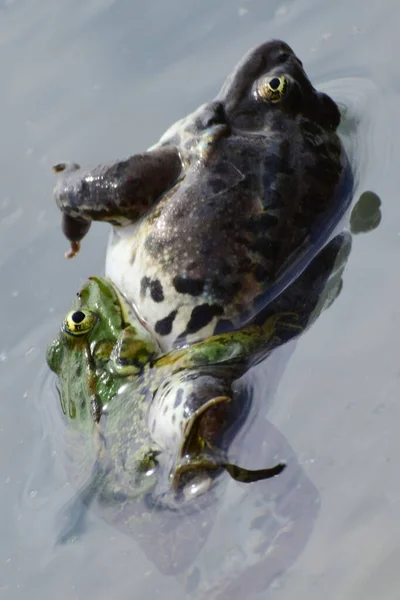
[155,310,178,336]
[173,388,184,409]
[209,276,242,303]
[140,276,165,302]
[150,280,164,303]
[181,303,224,337]
[173,275,205,296]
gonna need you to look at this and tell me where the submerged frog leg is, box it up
[52,146,182,257]
[55,463,105,545]
[170,394,286,490]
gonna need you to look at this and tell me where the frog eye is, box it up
[63,310,98,336]
[255,75,288,103]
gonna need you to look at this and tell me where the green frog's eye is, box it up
[63,310,98,337]
[255,75,288,103]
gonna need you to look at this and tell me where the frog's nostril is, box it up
[209,101,226,124]
[201,101,227,128]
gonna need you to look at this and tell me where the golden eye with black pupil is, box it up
[63,310,98,336]
[256,75,288,103]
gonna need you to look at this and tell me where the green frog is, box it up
[53,39,352,351]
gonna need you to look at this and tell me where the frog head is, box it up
[47,276,160,421]
[218,38,341,132]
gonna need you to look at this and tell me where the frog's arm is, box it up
[154,312,301,375]
[53,145,182,257]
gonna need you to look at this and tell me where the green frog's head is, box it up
[47,276,160,421]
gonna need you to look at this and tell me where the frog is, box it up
[47,274,298,571]
[47,223,357,574]
[53,39,353,352]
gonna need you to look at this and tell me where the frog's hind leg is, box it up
[55,461,107,545]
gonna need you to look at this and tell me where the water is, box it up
[0,0,399,598]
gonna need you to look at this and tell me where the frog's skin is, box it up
[47,226,356,574]
[53,39,353,351]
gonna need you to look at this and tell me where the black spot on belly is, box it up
[185,304,224,335]
[150,279,164,302]
[155,310,178,336]
[173,388,184,409]
[173,275,204,296]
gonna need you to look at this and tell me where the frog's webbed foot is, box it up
[222,461,285,483]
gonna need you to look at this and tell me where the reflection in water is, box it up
[40,190,382,597]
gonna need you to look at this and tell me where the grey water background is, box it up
[0,0,399,598]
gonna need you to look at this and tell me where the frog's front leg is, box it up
[53,145,182,258]
[156,312,302,375]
